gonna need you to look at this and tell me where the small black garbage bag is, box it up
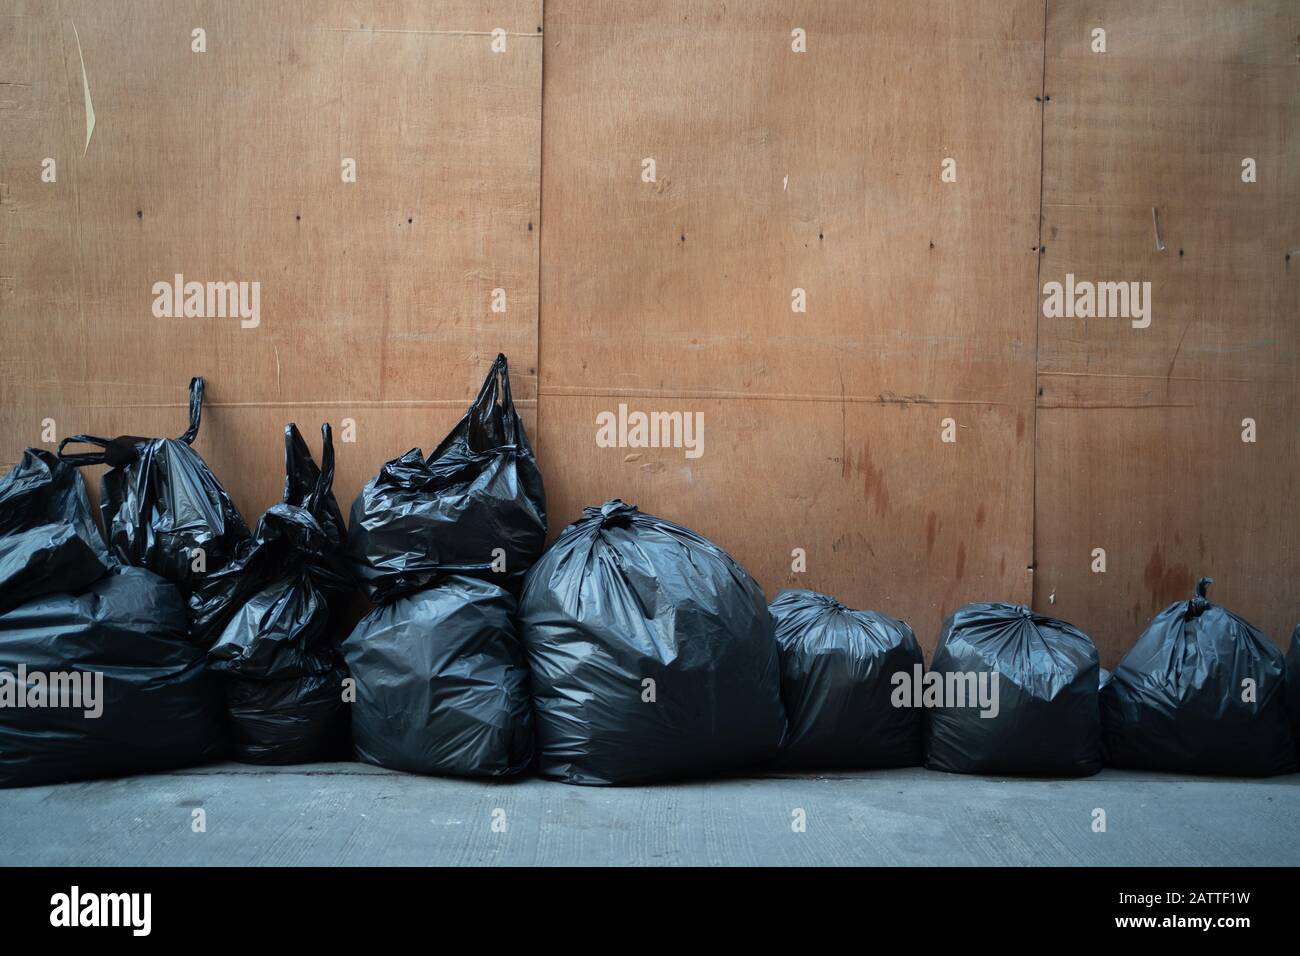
[518,500,787,785]
[1101,578,1296,776]
[342,576,534,777]
[769,589,923,769]
[347,354,546,600]
[0,449,111,614]
[188,424,352,764]
[0,451,110,616]
[58,377,249,594]
[925,603,1102,777]
[0,451,223,788]
[0,447,110,561]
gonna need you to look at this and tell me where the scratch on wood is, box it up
[71,20,94,156]
[839,371,846,478]
[1166,320,1193,391]
[1151,207,1166,252]
[1040,370,1265,385]
[1037,402,1196,410]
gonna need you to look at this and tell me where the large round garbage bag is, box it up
[519,499,787,785]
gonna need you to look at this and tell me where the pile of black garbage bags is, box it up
[2,362,1299,788]
[0,380,237,787]
[343,353,541,778]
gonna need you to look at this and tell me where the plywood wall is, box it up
[537,0,1045,649]
[0,0,542,521]
[1035,0,1300,660]
[2,1,1295,659]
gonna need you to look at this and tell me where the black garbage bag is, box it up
[188,424,352,764]
[0,448,109,563]
[222,670,348,764]
[189,423,350,642]
[0,568,226,788]
[0,451,223,787]
[769,589,923,769]
[347,354,546,600]
[0,449,111,616]
[1101,578,1296,776]
[925,603,1102,777]
[518,499,787,785]
[58,377,250,594]
[342,576,533,777]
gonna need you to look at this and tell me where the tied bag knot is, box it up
[585,499,639,529]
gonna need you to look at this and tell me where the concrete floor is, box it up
[1,763,1296,866]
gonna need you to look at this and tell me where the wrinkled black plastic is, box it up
[0,523,106,617]
[770,589,923,769]
[925,603,1102,776]
[343,576,533,777]
[58,377,249,594]
[0,450,109,614]
[347,354,546,600]
[224,668,348,765]
[1101,579,1296,776]
[519,500,787,785]
[188,424,352,764]
[0,450,110,616]
[0,448,109,565]
[0,568,227,788]
[0,451,223,787]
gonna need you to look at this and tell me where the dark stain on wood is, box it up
[1143,546,1193,612]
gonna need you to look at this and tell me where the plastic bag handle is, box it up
[469,353,519,445]
[178,377,204,444]
[55,378,203,465]
[308,422,336,515]
[56,434,115,467]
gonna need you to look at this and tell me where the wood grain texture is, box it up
[538,0,1045,650]
[1035,0,1300,660]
